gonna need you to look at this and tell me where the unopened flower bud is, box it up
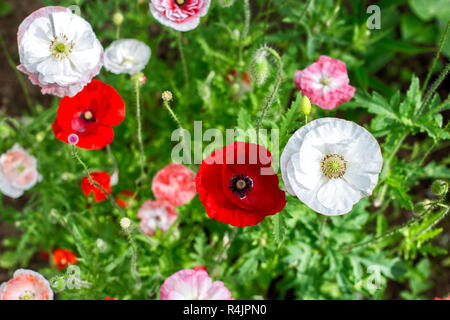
[120,217,131,230]
[431,180,448,196]
[36,132,45,142]
[301,96,312,116]
[162,91,173,102]
[249,51,269,86]
[414,199,433,215]
[113,12,124,26]
[218,0,236,7]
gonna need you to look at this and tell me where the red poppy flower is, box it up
[433,295,450,300]
[105,296,119,300]
[81,171,111,202]
[52,79,126,150]
[115,190,136,208]
[196,142,286,227]
[193,265,208,273]
[52,248,77,270]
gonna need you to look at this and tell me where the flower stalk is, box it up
[134,78,147,184]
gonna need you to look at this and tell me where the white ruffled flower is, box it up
[281,118,383,216]
[104,39,151,75]
[17,6,104,98]
[0,144,42,199]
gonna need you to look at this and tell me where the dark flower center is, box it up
[229,174,253,199]
[175,0,187,7]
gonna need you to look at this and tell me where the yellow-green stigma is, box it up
[50,34,74,60]
[176,0,187,6]
[320,77,329,86]
[321,154,347,179]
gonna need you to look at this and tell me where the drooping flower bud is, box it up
[431,179,448,196]
[249,49,269,86]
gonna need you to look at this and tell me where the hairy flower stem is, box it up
[163,100,183,129]
[71,146,125,217]
[318,216,328,245]
[263,0,272,42]
[343,205,438,253]
[0,31,33,112]
[422,20,449,94]
[238,0,251,66]
[124,227,142,290]
[420,62,450,117]
[135,79,147,184]
[177,32,189,90]
[256,47,283,136]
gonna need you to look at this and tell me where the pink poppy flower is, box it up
[137,200,178,236]
[149,0,211,32]
[0,144,42,199]
[17,6,103,98]
[294,55,355,110]
[0,269,53,300]
[160,269,233,300]
[152,163,197,207]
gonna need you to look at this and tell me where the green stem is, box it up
[238,0,251,66]
[163,100,183,129]
[422,20,449,94]
[420,62,450,117]
[124,227,141,290]
[0,31,33,112]
[256,47,283,134]
[319,216,328,245]
[177,32,189,89]
[135,80,146,183]
[343,206,435,253]
[263,0,272,42]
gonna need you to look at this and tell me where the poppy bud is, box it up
[113,12,124,26]
[301,96,312,116]
[431,179,448,196]
[249,50,269,86]
[218,0,236,7]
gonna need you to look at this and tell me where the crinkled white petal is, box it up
[18,8,103,96]
[281,117,383,216]
[104,39,151,75]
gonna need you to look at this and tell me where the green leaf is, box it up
[354,91,399,121]
[409,0,450,21]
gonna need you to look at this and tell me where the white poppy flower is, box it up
[104,39,151,75]
[0,144,42,199]
[280,118,383,216]
[17,6,104,98]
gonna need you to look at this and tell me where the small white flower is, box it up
[17,6,104,98]
[0,144,42,199]
[104,39,151,75]
[280,118,383,216]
